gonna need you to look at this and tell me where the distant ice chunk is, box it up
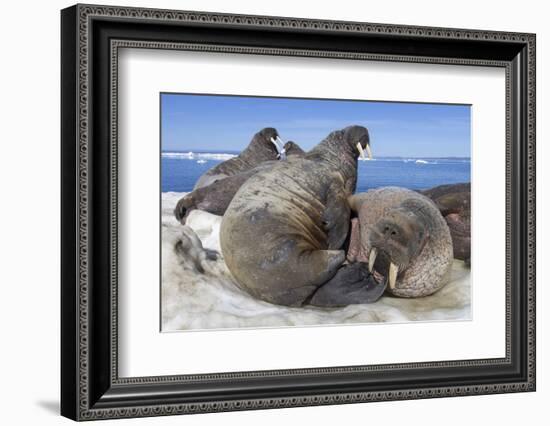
[162,152,237,161]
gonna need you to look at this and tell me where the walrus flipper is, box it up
[322,182,351,249]
[308,263,387,307]
[256,249,346,307]
[175,172,255,223]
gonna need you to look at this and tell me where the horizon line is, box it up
[161,150,471,159]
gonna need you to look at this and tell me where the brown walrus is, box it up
[193,127,284,190]
[220,125,373,307]
[279,141,305,158]
[317,187,453,302]
[421,183,471,265]
[310,187,454,306]
[174,141,306,223]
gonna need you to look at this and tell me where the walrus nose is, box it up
[382,224,399,238]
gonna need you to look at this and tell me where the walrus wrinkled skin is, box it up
[174,141,306,223]
[193,127,282,190]
[220,125,372,307]
[421,183,471,265]
[345,187,454,298]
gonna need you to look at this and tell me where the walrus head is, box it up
[343,125,372,160]
[366,199,432,291]
[248,127,286,160]
[309,125,372,163]
[283,141,305,157]
[306,125,372,189]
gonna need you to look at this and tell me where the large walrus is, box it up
[313,187,454,302]
[220,125,374,307]
[174,141,305,222]
[193,127,284,190]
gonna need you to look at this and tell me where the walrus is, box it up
[174,141,306,222]
[421,183,470,265]
[312,187,453,302]
[193,127,284,190]
[280,141,305,158]
[220,125,375,307]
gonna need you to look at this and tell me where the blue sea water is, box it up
[161,151,470,193]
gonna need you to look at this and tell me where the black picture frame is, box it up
[61,3,536,421]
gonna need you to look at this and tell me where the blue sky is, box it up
[161,93,471,157]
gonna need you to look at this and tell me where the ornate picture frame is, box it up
[61,3,536,421]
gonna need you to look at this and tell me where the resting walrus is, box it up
[220,125,373,307]
[193,127,284,190]
[279,141,305,158]
[174,141,305,222]
[314,187,453,302]
[184,184,456,307]
[422,183,470,265]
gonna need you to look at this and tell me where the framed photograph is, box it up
[61,4,536,421]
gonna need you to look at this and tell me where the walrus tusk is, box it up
[368,248,378,272]
[271,136,287,160]
[277,137,287,159]
[271,136,285,150]
[365,143,373,160]
[270,137,280,150]
[388,262,399,289]
[356,142,366,159]
[271,137,283,155]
